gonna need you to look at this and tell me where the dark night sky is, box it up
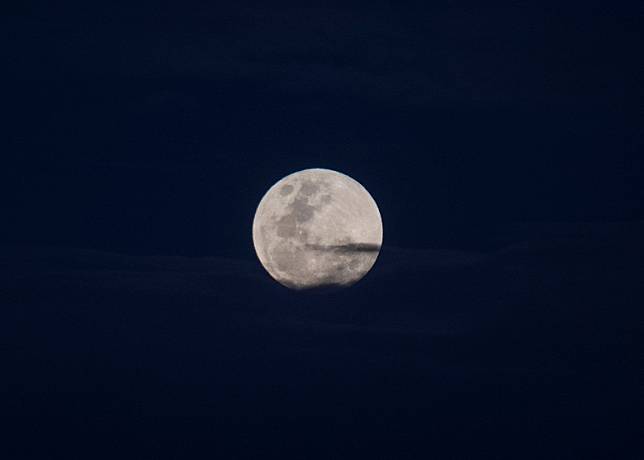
[2,1,643,458]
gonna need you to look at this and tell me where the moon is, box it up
[252,168,383,290]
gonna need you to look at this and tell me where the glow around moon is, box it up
[252,168,383,290]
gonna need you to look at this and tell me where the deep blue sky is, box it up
[5,1,642,256]
[2,2,642,458]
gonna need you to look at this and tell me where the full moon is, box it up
[252,168,383,290]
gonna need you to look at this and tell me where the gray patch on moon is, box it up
[348,257,363,270]
[291,197,316,223]
[272,242,307,274]
[274,196,320,243]
[299,180,320,197]
[276,213,297,238]
[280,184,294,196]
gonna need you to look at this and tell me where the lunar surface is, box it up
[252,168,383,290]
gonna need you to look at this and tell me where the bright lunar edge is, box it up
[252,168,383,290]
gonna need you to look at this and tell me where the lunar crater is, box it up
[280,184,294,196]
